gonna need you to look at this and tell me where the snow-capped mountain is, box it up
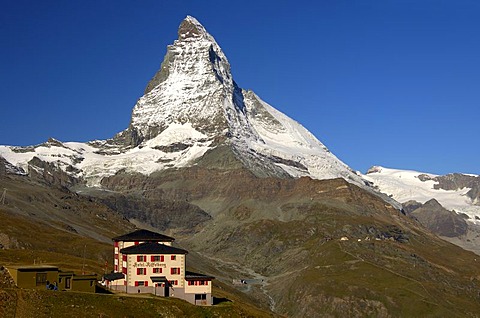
[0,16,363,187]
[365,166,480,222]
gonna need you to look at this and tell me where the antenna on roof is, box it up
[1,188,6,205]
[82,244,86,274]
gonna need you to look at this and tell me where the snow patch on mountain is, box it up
[365,166,480,222]
[0,124,212,186]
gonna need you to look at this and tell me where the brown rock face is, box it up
[0,158,6,178]
[28,157,81,188]
[409,199,468,237]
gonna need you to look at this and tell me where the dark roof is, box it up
[104,272,125,281]
[150,276,168,282]
[112,229,175,242]
[120,242,188,255]
[185,271,215,280]
[7,265,58,272]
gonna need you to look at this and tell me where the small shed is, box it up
[7,265,97,293]
[7,265,59,289]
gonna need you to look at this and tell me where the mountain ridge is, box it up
[0,16,364,188]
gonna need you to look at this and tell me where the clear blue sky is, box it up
[1,0,479,175]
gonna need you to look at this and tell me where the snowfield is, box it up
[365,166,480,222]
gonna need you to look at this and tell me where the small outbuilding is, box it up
[6,265,97,293]
[7,265,59,289]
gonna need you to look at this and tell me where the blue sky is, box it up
[1,0,479,175]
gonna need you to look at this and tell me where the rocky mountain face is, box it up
[418,173,480,204]
[0,16,363,188]
[366,166,480,255]
[405,199,468,237]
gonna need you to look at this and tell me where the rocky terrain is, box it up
[366,166,480,255]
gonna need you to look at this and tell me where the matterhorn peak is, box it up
[124,15,237,146]
[1,16,368,188]
[178,15,211,41]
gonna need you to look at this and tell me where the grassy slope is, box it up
[0,288,276,318]
[97,167,480,317]
[0,175,278,317]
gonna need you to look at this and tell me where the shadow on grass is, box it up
[213,297,232,305]
[95,285,113,294]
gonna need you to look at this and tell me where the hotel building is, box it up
[105,229,214,305]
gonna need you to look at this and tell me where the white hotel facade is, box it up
[105,229,214,305]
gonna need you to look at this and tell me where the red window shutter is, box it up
[137,268,141,275]
[159,268,162,273]
[171,255,175,261]
[178,269,180,275]
[134,281,139,287]
[137,255,140,262]
[122,255,127,261]
[206,281,208,285]
[160,255,164,262]
[114,241,119,247]
[145,281,148,287]
[170,268,174,275]
[151,255,155,262]
[114,265,118,271]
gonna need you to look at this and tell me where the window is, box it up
[153,268,162,274]
[195,294,207,300]
[122,254,127,261]
[199,281,205,285]
[137,268,146,275]
[170,268,180,275]
[135,281,145,286]
[122,267,127,274]
[169,280,177,286]
[65,277,71,289]
[171,255,176,261]
[137,255,146,262]
[36,273,47,286]
[151,255,162,262]
[188,281,194,286]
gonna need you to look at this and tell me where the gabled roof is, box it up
[112,229,175,242]
[104,272,125,281]
[120,242,188,255]
[185,271,215,280]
